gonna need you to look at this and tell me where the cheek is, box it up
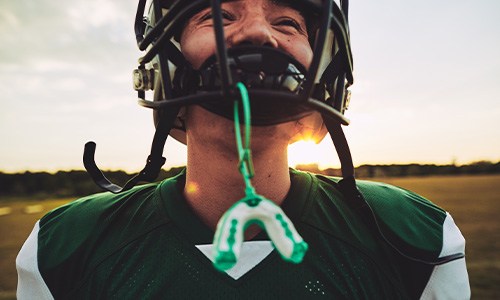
[180,28,217,69]
[281,38,313,70]
[294,44,313,70]
[181,28,313,70]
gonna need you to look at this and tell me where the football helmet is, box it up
[84,0,355,193]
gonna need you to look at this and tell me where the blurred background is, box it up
[1,0,499,298]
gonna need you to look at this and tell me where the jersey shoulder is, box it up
[354,179,447,259]
[304,172,452,262]
[37,180,171,286]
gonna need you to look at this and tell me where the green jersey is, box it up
[16,169,469,299]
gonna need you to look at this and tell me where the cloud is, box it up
[0,0,137,65]
[32,59,93,73]
[66,1,131,32]
[0,10,20,27]
[0,0,139,97]
[0,0,141,131]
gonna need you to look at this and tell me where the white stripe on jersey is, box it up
[420,213,470,300]
[16,221,54,300]
[196,241,274,280]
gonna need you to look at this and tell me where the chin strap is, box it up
[324,116,465,265]
[83,107,181,194]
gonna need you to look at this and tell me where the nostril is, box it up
[228,23,279,48]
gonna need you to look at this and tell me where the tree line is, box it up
[0,162,498,200]
[0,167,185,200]
[295,160,500,178]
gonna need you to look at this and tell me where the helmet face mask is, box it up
[83,0,356,194]
[177,45,315,125]
[134,0,353,132]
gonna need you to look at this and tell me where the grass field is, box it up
[0,174,499,299]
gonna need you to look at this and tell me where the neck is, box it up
[184,136,291,232]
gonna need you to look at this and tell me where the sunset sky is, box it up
[1,0,499,173]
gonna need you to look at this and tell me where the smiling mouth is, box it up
[173,45,316,125]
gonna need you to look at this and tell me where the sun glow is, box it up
[287,137,339,169]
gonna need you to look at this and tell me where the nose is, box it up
[227,17,278,48]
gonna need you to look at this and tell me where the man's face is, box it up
[180,0,313,70]
[179,0,326,147]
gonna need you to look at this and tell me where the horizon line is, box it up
[1,160,498,175]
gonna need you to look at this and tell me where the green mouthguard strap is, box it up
[233,83,255,196]
[212,83,308,271]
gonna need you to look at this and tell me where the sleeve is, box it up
[419,213,470,300]
[16,220,54,300]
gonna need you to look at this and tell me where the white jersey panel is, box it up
[196,241,274,280]
[16,221,54,300]
[420,213,470,300]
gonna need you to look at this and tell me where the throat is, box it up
[183,143,291,234]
